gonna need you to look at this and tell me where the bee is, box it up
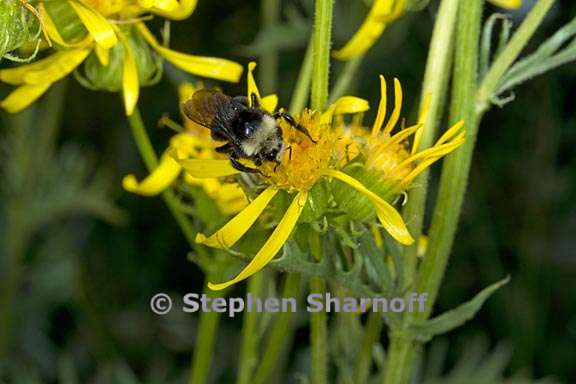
[183,89,316,173]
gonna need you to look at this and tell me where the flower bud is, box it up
[1,0,41,60]
[332,160,401,223]
[78,28,161,92]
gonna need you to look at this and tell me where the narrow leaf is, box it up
[409,276,510,342]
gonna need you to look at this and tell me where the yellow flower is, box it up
[0,0,243,115]
[365,76,465,191]
[333,76,464,223]
[333,0,523,60]
[174,63,426,291]
[122,82,248,215]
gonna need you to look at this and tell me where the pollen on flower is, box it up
[260,110,334,192]
[365,134,414,185]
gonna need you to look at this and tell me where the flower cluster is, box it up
[171,64,465,290]
[0,0,242,115]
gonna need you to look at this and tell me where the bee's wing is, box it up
[182,89,234,130]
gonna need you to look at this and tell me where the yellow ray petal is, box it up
[377,123,421,153]
[435,120,465,145]
[0,54,62,84]
[382,78,402,136]
[333,0,406,60]
[68,0,117,49]
[122,152,181,196]
[95,44,110,66]
[324,169,414,245]
[138,0,198,20]
[260,94,278,113]
[396,138,464,171]
[0,83,52,113]
[137,23,242,82]
[119,35,139,116]
[371,75,387,137]
[488,0,522,10]
[400,139,465,187]
[197,187,279,249]
[208,191,308,290]
[246,62,261,105]
[321,96,370,124]
[175,157,240,178]
[23,49,91,85]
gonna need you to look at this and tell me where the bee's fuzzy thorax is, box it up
[240,114,278,156]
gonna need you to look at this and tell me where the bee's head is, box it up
[263,139,285,163]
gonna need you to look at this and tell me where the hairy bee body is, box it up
[183,89,314,173]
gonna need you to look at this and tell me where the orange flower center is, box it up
[260,111,334,192]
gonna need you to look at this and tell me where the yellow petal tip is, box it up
[122,175,139,192]
[207,282,228,291]
[195,233,208,244]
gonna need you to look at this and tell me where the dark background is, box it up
[0,0,574,382]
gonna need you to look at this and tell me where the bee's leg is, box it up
[215,143,233,154]
[250,93,260,109]
[230,157,262,175]
[274,112,317,143]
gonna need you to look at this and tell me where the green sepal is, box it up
[43,0,87,44]
[332,161,398,223]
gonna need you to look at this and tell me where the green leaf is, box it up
[498,16,576,94]
[408,276,510,342]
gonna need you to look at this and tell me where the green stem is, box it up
[259,0,280,94]
[308,2,333,377]
[328,53,365,103]
[309,276,328,384]
[354,311,383,384]
[311,0,334,110]
[385,2,480,382]
[414,0,484,322]
[308,230,327,384]
[127,108,201,253]
[237,273,266,384]
[252,273,301,384]
[289,38,314,114]
[476,0,555,115]
[401,0,460,287]
[189,267,228,384]
[382,337,420,384]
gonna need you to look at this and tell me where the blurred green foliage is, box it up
[0,0,575,382]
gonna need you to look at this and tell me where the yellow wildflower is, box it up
[333,76,464,223]
[334,0,523,60]
[174,63,427,291]
[0,0,242,115]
